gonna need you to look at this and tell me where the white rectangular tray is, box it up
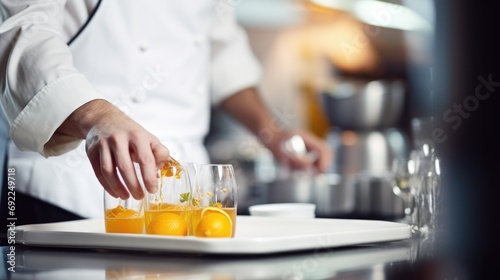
[14,216,411,255]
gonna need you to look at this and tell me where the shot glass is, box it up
[104,192,145,234]
[103,164,146,234]
[191,164,237,238]
[144,164,192,236]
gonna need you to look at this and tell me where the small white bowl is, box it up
[248,203,316,219]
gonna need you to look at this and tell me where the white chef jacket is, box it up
[0,0,261,217]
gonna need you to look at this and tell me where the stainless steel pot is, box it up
[264,171,404,219]
[326,127,409,175]
[320,79,406,130]
[238,127,409,219]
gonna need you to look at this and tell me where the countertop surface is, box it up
[1,236,450,280]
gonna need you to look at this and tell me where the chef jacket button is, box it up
[139,41,150,52]
[193,35,205,46]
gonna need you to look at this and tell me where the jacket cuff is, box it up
[10,74,104,157]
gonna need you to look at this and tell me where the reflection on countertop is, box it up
[2,237,449,280]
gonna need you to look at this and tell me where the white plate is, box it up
[14,216,411,255]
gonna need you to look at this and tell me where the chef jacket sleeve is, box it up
[209,1,262,105]
[0,0,103,157]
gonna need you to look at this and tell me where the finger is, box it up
[290,154,314,169]
[87,146,118,198]
[309,139,333,172]
[317,147,334,172]
[302,134,333,172]
[130,137,159,194]
[150,137,170,169]
[111,139,144,200]
[100,140,130,200]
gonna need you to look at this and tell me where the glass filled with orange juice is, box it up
[144,163,192,236]
[192,164,237,238]
[104,193,145,234]
[104,163,146,234]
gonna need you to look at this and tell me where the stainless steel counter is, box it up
[2,235,453,280]
[0,236,442,280]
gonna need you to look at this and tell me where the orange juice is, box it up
[105,205,144,234]
[192,207,237,237]
[145,203,191,234]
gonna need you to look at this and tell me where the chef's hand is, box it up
[219,87,333,173]
[267,129,333,173]
[56,99,170,200]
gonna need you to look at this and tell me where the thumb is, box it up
[150,138,170,168]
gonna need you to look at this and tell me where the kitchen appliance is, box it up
[321,79,406,130]
[321,78,409,172]
[265,169,405,219]
[315,77,410,219]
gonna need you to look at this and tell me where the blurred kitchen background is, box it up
[205,0,435,220]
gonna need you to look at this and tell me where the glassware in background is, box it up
[411,144,441,238]
[387,157,415,228]
[411,116,435,149]
[409,117,442,239]
[193,164,237,238]
[104,165,145,234]
[144,164,192,236]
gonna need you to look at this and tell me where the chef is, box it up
[0,0,332,224]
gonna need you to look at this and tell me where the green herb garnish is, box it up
[180,192,190,203]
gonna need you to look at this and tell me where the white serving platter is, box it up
[14,216,411,255]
